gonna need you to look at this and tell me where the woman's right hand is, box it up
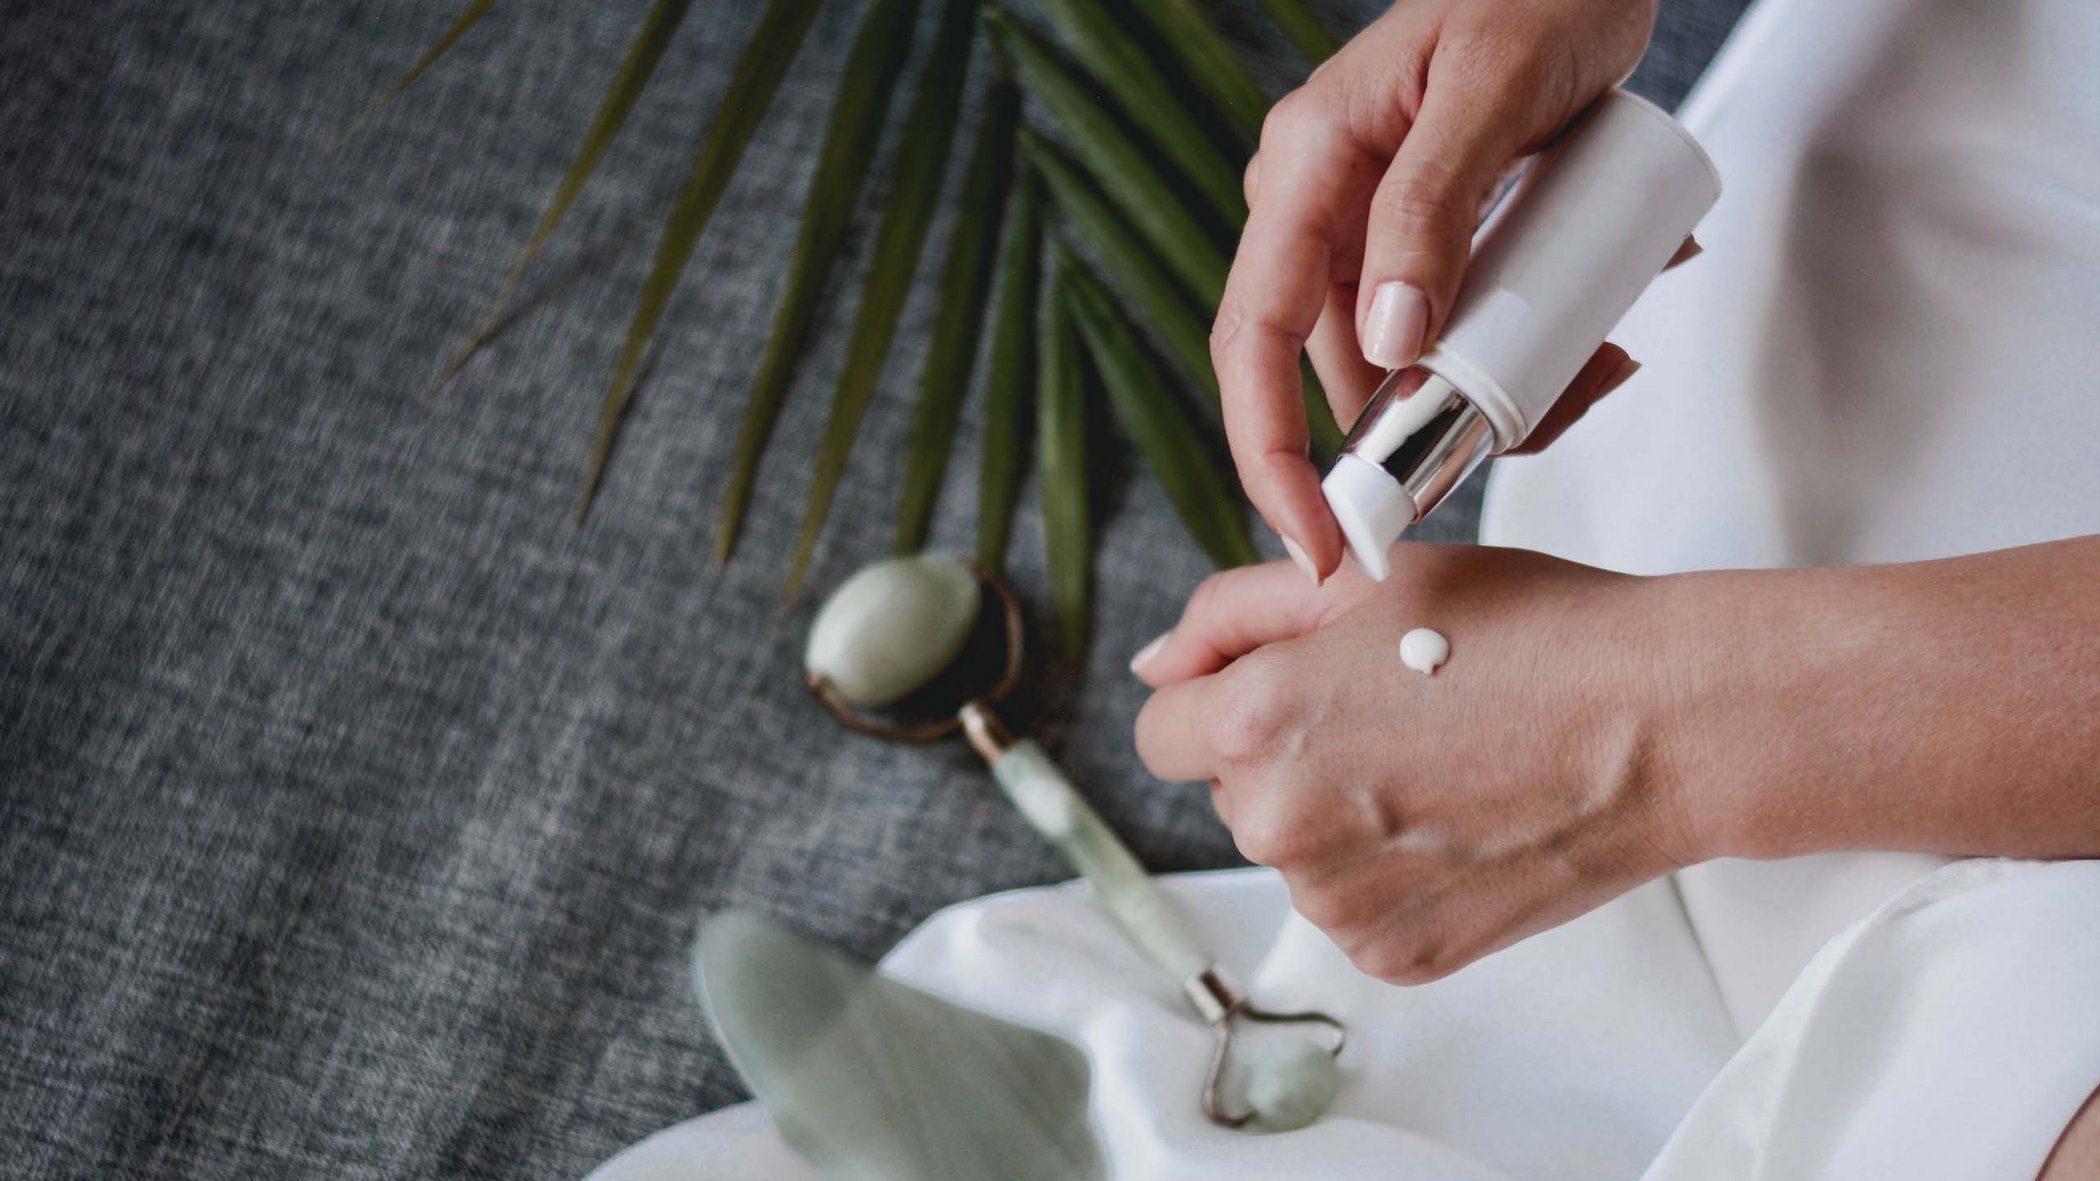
[1214,0,1660,583]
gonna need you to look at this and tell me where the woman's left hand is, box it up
[1131,545,1702,983]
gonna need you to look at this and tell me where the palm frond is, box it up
[1254,0,1340,63]
[577,0,826,519]
[1038,254,1093,661]
[1061,251,1256,569]
[985,9,1228,304]
[896,81,1022,555]
[343,0,499,144]
[1030,0,1246,225]
[975,174,1043,575]
[389,0,1355,641]
[435,0,694,389]
[714,0,924,562]
[1122,0,1271,138]
[1025,129,1215,404]
[784,0,981,598]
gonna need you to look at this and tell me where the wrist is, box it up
[1638,570,1747,863]
[1583,570,1733,873]
[1641,564,1882,863]
[1603,571,1726,868]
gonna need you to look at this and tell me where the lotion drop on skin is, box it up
[1399,628,1449,676]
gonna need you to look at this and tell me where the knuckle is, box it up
[1232,803,1315,869]
[1358,933,1451,985]
[1214,308,1307,374]
[1436,23,1582,138]
[1183,570,1231,630]
[1259,88,1330,154]
[1232,447,1310,519]
[1442,27,1545,85]
[1343,938,1399,981]
[1231,817,1284,867]
[1210,656,1295,765]
[1372,164,1471,250]
[1132,701,1170,775]
[1290,879,1369,931]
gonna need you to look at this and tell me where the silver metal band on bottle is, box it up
[1340,372,1498,524]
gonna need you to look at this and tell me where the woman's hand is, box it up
[1216,0,1659,582]
[1131,545,1701,983]
[1131,535,2100,982]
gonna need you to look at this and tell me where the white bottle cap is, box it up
[1323,454,1415,582]
[1321,89,1721,580]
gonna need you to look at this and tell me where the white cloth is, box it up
[593,871,1740,1181]
[588,0,2100,1175]
[592,862,2100,1181]
[1481,0,2100,1037]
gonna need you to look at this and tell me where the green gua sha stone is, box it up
[804,555,982,707]
[696,909,1105,1181]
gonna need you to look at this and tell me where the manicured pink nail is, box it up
[1282,537,1322,587]
[1129,632,1170,675]
[1601,356,1642,396]
[1362,281,1429,369]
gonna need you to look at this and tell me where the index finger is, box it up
[1212,99,1383,584]
[1133,676,1225,783]
[1135,560,1335,688]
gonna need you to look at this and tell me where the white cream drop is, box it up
[1398,627,1449,676]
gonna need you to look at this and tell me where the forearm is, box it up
[1657,536,2100,862]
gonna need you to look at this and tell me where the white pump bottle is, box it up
[1321,90,1721,580]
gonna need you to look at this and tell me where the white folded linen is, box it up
[590,861,2100,1180]
[592,870,1738,1181]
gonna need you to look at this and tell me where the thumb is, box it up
[1356,69,1533,371]
[1131,561,1339,688]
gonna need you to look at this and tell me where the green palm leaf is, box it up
[1024,129,1215,404]
[343,0,498,143]
[385,0,1343,600]
[1039,256,1093,661]
[436,0,694,389]
[1029,130,1342,452]
[975,175,1043,575]
[1030,0,1246,226]
[1122,0,1271,138]
[1254,0,1340,63]
[895,82,1022,555]
[576,0,825,519]
[983,8,1228,304]
[714,0,923,562]
[784,0,980,598]
[1061,252,1257,569]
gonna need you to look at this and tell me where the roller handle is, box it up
[985,739,1213,984]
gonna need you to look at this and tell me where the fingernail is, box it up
[1129,631,1170,675]
[1601,356,1642,396]
[1282,537,1322,587]
[1362,282,1430,370]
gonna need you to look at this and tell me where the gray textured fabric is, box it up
[0,0,1749,1176]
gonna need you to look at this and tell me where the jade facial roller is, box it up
[804,555,1347,1131]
